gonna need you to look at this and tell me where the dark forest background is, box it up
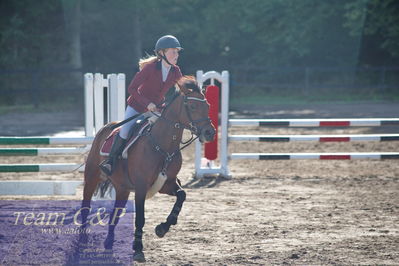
[0,0,398,108]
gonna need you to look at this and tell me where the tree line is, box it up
[0,0,398,105]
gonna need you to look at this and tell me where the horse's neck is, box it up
[151,108,184,152]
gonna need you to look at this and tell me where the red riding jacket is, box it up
[127,60,183,113]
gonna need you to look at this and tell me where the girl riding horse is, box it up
[100,35,184,176]
[82,76,215,262]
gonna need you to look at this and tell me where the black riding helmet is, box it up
[154,35,183,65]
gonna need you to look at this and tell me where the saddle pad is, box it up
[100,128,119,156]
[99,122,151,158]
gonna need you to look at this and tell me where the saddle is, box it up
[100,118,151,159]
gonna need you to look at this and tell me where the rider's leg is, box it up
[99,106,139,175]
[119,106,141,140]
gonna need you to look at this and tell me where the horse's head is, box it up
[176,76,216,143]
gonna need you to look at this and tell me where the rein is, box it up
[146,93,210,174]
[147,130,198,174]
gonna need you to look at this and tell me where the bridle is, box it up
[146,92,213,175]
[182,95,212,136]
[152,92,212,137]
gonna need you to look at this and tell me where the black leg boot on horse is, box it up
[156,184,187,238]
[99,134,126,176]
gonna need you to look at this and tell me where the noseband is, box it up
[182,95,212,136]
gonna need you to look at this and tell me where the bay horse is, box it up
[81,76,215,262]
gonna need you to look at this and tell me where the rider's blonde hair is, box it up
[138,55,158,70]
[139,47,172,70]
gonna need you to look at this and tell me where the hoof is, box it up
[133,251,146,262]
[155,223,168,238]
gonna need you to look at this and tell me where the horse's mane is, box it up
[163,76,202,110]
[177,76,201,94]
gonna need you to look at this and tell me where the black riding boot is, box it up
[99,134,126,176]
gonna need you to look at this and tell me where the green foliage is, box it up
[0,0,398,108]
[364,0,399,57]
[344,0,399,58]
[0,0,67,68]
[1,0,398,70]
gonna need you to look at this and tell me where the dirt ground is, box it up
[1,102,399,265]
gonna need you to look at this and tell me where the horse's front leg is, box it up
[155,179,186,238]
[133,177,147,262]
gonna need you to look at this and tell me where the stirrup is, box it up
[99,159,113,176]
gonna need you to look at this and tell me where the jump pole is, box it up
[229,118,399,127]
[0,147,89,156]
[0,180,83,195]
[230,152,399,160]
[0,136,93,145]
[229,134,399,142]
[0,163,84,172]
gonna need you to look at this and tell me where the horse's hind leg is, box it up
[132,175,148,262]
[104,188,130,249]
[155,178,186,238]
[81,162,102,225]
